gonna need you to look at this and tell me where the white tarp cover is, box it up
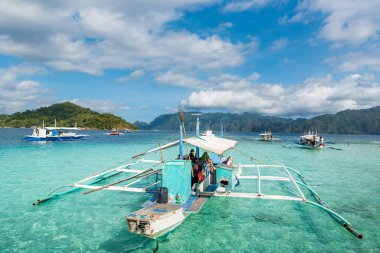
[187,136,237,155]
[132,136,237,158]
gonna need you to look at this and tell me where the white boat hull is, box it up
[127,203,189,239]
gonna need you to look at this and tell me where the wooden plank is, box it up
[188,197,209,212]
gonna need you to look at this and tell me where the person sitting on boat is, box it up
[222,156,233,166]
[191,164,199,186]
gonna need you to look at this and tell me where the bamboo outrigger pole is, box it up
[83,168,155,195]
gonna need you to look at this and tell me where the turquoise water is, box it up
[0,129,379,252]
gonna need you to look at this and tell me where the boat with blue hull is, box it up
[24,127,88,141]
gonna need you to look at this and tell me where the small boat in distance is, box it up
[298,130,325,148]
[258,131,280,141]
[24,127,87,141]
[249,131,280,142]
[108,129,120,135]
[104,129,128,135]
[201,130,214,136]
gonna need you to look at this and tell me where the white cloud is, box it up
[282,0,380,45]
[0,64,48,113]
[271,38,288,50]
[331,51,380,72]
[165,106,178,113]
[155,72,263,90]
[248,72,261,81]
[213,22,233,34]
[181,73,380,117]
[137,105,147,110]
[0,0,244,75]
[280,58,295,64]
[223,0,280,13]
[155,71,206,88]
[69,99,130,113]
[325,43,380,72]
[117,70,145,83]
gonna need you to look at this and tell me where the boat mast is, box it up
[179,123,183,160]
[192,113,201,158]
[55,118,57,128]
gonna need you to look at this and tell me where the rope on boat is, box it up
[233,146,260,163]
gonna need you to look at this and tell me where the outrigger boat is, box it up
[251,131,280,142]
[201,130,214,136]
[33,117,362,240]
[105,129,123,135]
[24,121,87,141]
[298,130,325,148]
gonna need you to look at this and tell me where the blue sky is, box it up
[0,0,379,122]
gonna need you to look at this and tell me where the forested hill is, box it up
[134,106,380,134]
[135,112,292,132]
[0,102,137,130]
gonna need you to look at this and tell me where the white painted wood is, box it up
[213,192,303,201]
[239,176,290,181]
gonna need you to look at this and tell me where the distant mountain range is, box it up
[0,102,137,130]
[134,106,380,135]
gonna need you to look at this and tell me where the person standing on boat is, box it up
[191,164,199,186]
[189,149,197,164]
[200,151,215,172]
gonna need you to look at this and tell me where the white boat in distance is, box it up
[298,130,325,148]
[24,127,88,141]
[258,131,280,141]
[201,130,214,136]
[24,120,87,141]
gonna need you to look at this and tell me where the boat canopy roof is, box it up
[300,134,317,140]
[132,135,237,159]
[187,135,237,155]
[45,127,80,130]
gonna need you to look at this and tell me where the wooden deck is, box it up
[187,196,209,212]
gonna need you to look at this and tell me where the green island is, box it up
[0,102,137,130]
[2,103,379,134]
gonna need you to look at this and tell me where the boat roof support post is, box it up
[179,123,183,160]
[256,164,262,196]
[196,116,200,158]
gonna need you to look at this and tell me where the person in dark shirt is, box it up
[189,149,197,164]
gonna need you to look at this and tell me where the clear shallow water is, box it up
[0,128,379,252]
